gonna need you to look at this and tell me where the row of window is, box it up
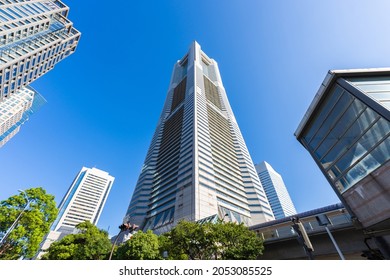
[1,40,74,98]
[1,26,70,65]
[216,189,248,209]
[217,197,250,215]
[78,189,101,200]
[1,19,50,44]
[198,163,247,198]
[0,1,58,22]
[85,175,109,185]
[1,58,57,97]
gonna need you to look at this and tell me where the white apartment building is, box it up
[36,167,114,258]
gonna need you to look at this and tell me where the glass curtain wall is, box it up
[301,77,390,193]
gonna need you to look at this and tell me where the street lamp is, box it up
[0,190,31,245]
[316,214,345,260]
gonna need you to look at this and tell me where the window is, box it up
[303,85,344,144]
[336,136,390,190]
[302,78,390,193]
[348,76,390,111]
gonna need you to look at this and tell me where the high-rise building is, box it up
[124,41,274,234]
[295,68,390,258]
[255,161,297,219]
[0,0,80,146]
[0,86,45,147]
[51,167,114,234]
[36,167,114,258]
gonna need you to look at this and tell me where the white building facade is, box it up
[255,161,297,219]
[36,167,114,258]
[0,0,80,146]
[124,42,274,234]
[51,167,114,233]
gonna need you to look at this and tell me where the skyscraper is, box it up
[124,42,274,234]
[51,167,114,234]
[255,161,297,219]
[36,167,114,258]
[0,0,80,146]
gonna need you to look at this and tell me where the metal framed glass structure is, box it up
[295,68,390,230]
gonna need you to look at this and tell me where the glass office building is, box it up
[124,42,274,234]
[295,68,390,231]
[0,0,80,146]
[255,161,297,219]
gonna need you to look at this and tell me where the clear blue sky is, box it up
[1,0,390,236]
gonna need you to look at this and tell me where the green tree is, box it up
[0,187,57,259]
[160,220,264,260]
[213,221,264,260]
[114,230,161,260]
[40,221,111,260]
[160,220,217,260]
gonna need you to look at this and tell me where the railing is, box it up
[251,203,353,242]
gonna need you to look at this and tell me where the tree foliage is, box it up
[40,221,111,260]
[212,221,264,260]
[0,187,57,259]
[114,230,161,260]
[160,220,264,260]
[159,220,215,260]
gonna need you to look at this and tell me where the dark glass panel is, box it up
[321,106,377,170]
[315,97,365,160]
[171,77,187,111]
[302,85,344,144]
[310,92,353,151]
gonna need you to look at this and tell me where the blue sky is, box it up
[1,0,390,236]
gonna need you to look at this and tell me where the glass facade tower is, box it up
[255,161,297,219]
[0,0,80,146]
[124,42,274,234]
